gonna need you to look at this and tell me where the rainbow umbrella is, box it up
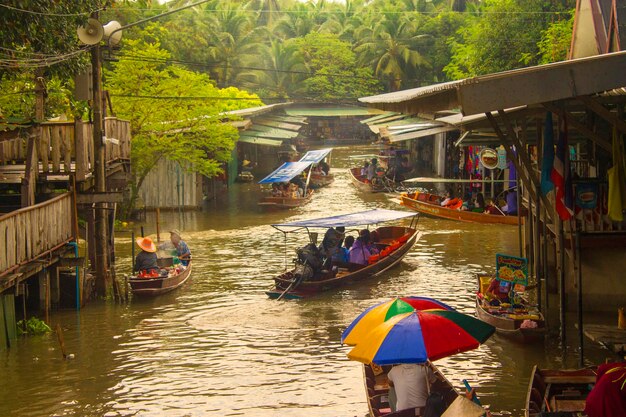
[341,296,454,346]
[347,310,495,365]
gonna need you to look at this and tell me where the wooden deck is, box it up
[0,193,75,288]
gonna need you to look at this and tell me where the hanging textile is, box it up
[607,127,626,221]
[551,115,574,220]
[540,112,555,195]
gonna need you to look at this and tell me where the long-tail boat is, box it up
[525,366,597,417]
[300,148,334,187]
[399,190,520,225]
[475,274,546,343]
[363,362,459,417]
[129,260,192,296]
[266,209,420,300]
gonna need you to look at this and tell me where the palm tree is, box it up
[355,12,431,91]
[272,2,318,39]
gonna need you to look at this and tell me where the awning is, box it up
[254,118,303,131]
[258,161,312,184]
[388,125,457,142]
[246,125,300,139]
[359,50,626,116]
[360,112,400,124]
[238,137,283,147]
[272,209,416,230]
[299,148,332,164]
[224,103,292,118]
[285,106,382,117]
[369,117,427,134]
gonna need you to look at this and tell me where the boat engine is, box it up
[293,243,322,282]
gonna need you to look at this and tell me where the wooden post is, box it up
[92,37,112,299]
[20,135,38,208]
[75,119,87,182]
[156,208,161,243]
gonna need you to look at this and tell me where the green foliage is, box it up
[105,25,262,214]
[17,317,52,336]
[538,11,574,64]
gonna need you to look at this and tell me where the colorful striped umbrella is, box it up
[341,296,454,346]
[347,310,495,365]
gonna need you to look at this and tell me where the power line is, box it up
[109,93,363,102]
[0,3,105,17]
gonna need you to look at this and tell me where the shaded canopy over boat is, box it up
[272,208,416,231]
[404,176,516,184]
[258,161,312,184]
[299,148,332,164]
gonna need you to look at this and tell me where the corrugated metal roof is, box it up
[369,117,427,134]
[254,118,303,131]
[238,136,283,147]
[264,115,307,124]
[285,106,383,117]
[388,125,457,142]
[360,50,626,116]
[360,112,399,124]
[247,125,300,139]
[225,102,291,118]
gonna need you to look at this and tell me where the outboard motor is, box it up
[293,243,322,282]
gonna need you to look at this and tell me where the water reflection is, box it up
[0,146,612,417]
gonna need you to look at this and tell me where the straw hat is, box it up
[136,236,156,253]
[170,229,182,238]
[441,396,486,417]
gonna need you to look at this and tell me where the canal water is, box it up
[0,146,613,417]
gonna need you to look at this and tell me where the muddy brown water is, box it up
[0,146,613,416]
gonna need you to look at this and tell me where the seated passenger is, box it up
[388,363,436,412]
[134,237,158,273]
[484,199,502,215]
[349,229,379,265]
[472,193,485,213]
[271,183,282,197]
[460,193,472,211]
[440,191,453,207]
[501,190,518,215]
[361,161,370,177]
[332,235,354,263]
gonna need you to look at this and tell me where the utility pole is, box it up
[91,26,111,298]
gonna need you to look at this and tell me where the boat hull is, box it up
[400,192,520,225]
[310,172,334,187]
[130,262,192,296]
[258,191,313,210]
[525,366,597,417]
[363,362,458,417]
[269,227,420,298]
[475,274,546,343]
[348,168,385,193]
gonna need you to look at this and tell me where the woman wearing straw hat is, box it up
[134,236,159,273]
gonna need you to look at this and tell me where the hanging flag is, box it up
[607,127,626,221]
[540,112,555,195]
[551,115,574,220]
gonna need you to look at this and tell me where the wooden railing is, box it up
[0,193,74,277]
[0,117,130,181]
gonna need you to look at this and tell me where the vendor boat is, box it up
[399,190,520,225]
[258,190,314,210]
[525,366,597,417]
[129,260,192,297]
[300,148,334,187]
[475,274,546,343]
[310,171,334,187]
[349,167,388,193]
[363,362,458,417]
[266,209,421,300]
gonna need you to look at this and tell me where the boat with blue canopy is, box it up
[258,161,315,209]
[300,148,334,187]
[267,209,422,299]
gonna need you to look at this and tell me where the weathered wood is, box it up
[58,257,85,267]
[74,120,87,181]
[62,125,72,173]
[50,125,61,173]
[0,193,74,277]
[76,192,123,204]
[40,127,49,173]
[583,324,626,353]
[20,134,38,207]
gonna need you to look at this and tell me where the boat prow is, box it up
[129,261,192,297]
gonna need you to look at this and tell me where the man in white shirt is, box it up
[387,363,436,411]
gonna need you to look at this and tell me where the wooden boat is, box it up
[475,274,546,343]
[267,226,420,299]
[363,362,459,417]
[525,366,597,417]
[310,171,334,187]
[258,190,314,210]
[399,191,520,225]
[349,167,388,193]
[129,261,192,296]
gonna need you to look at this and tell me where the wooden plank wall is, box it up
[138,159,201,209]
[0,193,73,276]
[0,118,130,178]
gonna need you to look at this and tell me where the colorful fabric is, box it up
[540,112,555,195]
[341,297,454,346]
[347,310,495,365]
[551,116,574,220]
[584,363,626,417]
[349,239,378,265]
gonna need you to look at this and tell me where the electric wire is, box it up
[0,3,105,17]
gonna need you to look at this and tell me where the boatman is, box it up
[170,229,191,266]
[134,237,158,273]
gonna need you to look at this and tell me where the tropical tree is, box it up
[245,39,306,98]
[105,27,262,214]
[355,11,431,91]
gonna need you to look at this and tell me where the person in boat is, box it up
[483,199,502,215]
[349,229,379,265]
[387,363,436,412]
[134,237,159,273]
[440,190,453,207]
[502,189,518,215]
[584,361,626,417]
[319,159,330,175]
[472,193,485,213]
[366,158,378,181]
[486,277,511,305]
[361,161,370,177]
[460,193,473,211]
[320,226,345,268]
[332,235,354,263]
[169,229,191,266]
[271,183,282,197]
